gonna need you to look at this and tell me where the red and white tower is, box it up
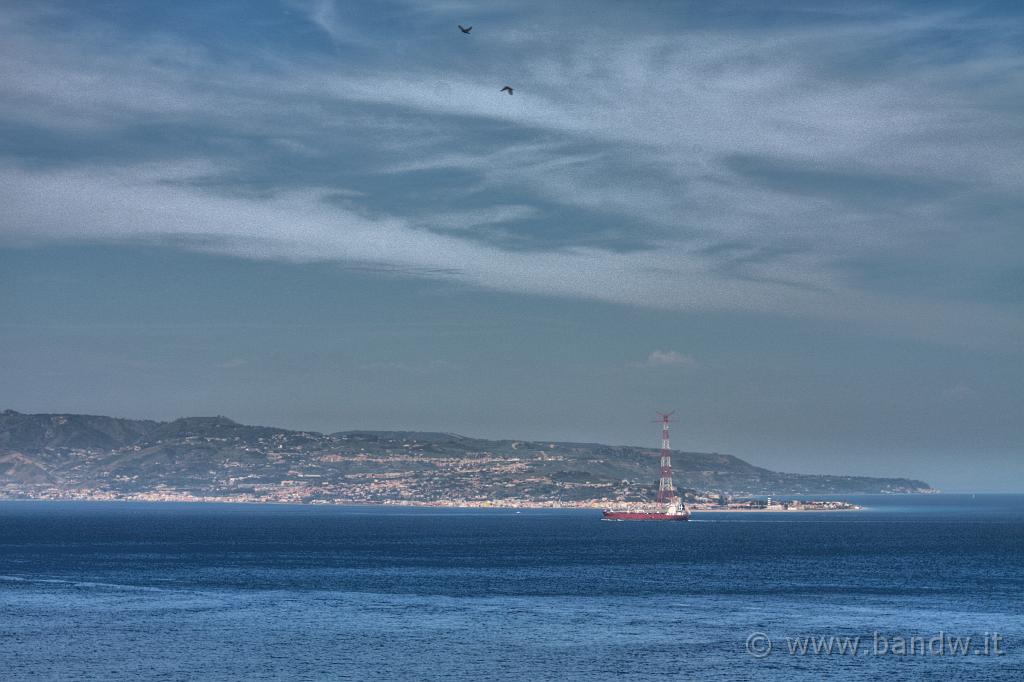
[655,411,676,503]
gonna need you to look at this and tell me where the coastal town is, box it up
[0,481,862,512]
[0,411,930,507]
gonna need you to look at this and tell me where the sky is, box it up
[1,0,1022,491]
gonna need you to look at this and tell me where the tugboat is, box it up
[601,411,691,521]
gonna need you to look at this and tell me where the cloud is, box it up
[417,205,538,231]
[939,384,980,402]
[0,2,1021,348]
[358,359,461,375]
[0,160,837,316]
[634,350,696,369]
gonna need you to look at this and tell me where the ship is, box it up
[601,411,691,521]
[601,499,690,521]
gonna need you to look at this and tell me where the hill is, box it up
[0,410,934,503]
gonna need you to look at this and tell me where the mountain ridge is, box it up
[0,410,934,501]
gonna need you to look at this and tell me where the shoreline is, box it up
[688,506,861,512]
[0,495,864,511]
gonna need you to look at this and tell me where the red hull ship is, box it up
[601,412,690,521]
[601,508,690,521]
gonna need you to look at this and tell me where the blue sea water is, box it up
[0,494,1022,681]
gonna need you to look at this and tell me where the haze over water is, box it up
[2,494,1021,680]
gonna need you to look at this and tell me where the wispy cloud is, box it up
[0,1,1021,347]
[417,205,538,231]
[358,359,461,375]
[939,384,980,402]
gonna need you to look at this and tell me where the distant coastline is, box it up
[1,410,935,505]
[0,493,866,512]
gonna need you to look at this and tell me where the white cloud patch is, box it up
[939,384,980,402]
[635,350,697,369]
[358,359,461,375]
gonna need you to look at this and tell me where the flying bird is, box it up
[458,25,472,34]
[501,86,514,95]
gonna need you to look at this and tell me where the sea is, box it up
[0,494,1021,681]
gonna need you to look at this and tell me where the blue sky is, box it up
[1,0,1022,490]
